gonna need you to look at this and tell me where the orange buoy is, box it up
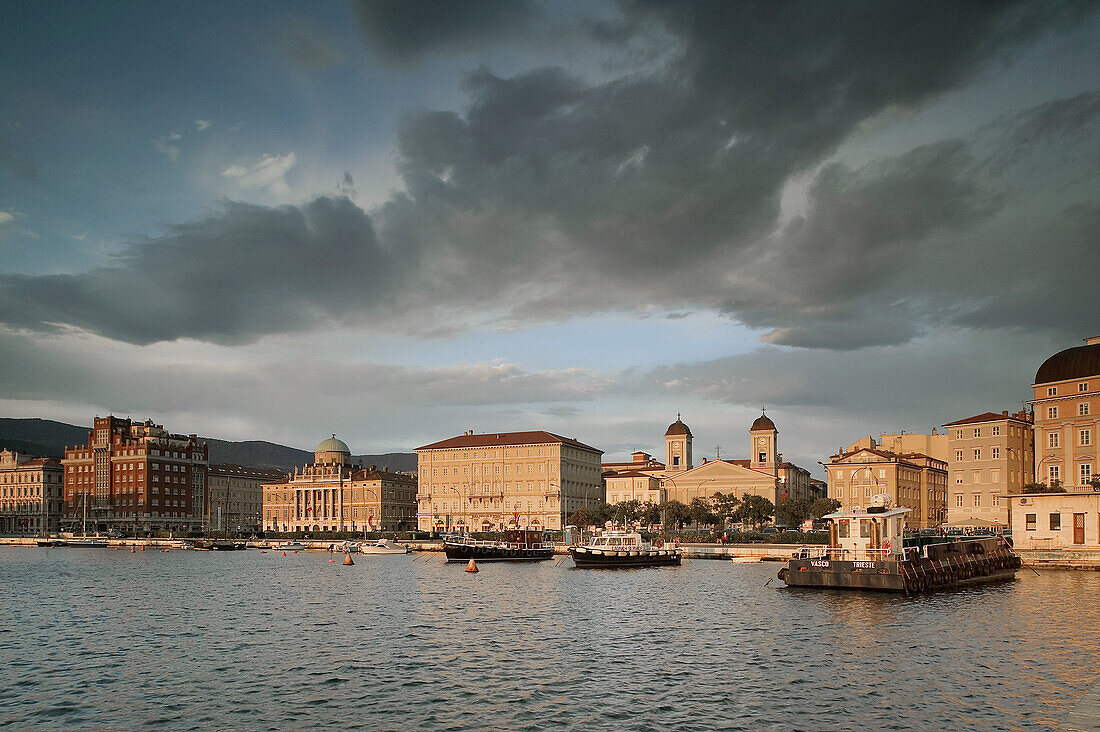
[130,547,135,553]
[342,553,354,565]
[465,558,478,573]
[282,551,287,556]
[141,545,146,551]
[328,558,336,562]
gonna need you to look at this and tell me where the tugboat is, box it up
[443,529,554,562]
[569,529,682,568]
[777,495,1021,593]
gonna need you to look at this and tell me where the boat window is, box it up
[838,520,849,539]
[860,520,871,538]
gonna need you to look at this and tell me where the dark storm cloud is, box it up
[353,0,538,64]
[0,2,1095,346]
[0,197,387,344]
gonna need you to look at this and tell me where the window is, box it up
[860,520,871,538]
[1050,513,1061,531]
[992,426,1000,436]
[955,494,963,507]
[1048,406,1058,419]
[992,447,1000,460]
[1048,432,1060,449]
[1083,430,1092,446]
[973,449,981,460]
[970,493,980,507]
[838,520,849,539]
[1083,464,1093,485]
[1080,402,1090,416]
[990,468,1000,483]
[1049,466,1060,483]
[972,470,981,484]
[1025,513,1036,531]
[974,428,982,438]
[1047,387,1058,396]
[878,469,885,479]
[1081,382,1090,392]
[992,495,1000,507]
[955,450,964,462]
[954,430,963,439]
[864,486,872,498]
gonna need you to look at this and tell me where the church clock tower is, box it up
[665,415,693,471]
[749,410,778,477]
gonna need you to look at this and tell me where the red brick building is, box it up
[63,416,208,534]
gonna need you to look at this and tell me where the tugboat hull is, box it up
[569,547,682,568]
[444,543,554,562]
[778,539,1021,593]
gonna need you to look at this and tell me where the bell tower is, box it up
[665,414,693,471]
[749,409,777,476]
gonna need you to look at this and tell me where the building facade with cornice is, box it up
[62,416,208,534]
[415,431,604,532]
[0,450,63,534]
[1030,336,1099,491]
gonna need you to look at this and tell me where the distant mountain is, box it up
[0,418,417,473]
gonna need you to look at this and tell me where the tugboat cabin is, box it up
[824,506,908,560]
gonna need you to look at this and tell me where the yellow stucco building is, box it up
[826,439,948,530]
[415,430,604,532]
[1030,336,1099,490]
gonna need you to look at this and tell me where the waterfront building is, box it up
[1030,336,1099,491]
[943,411,1034,527]
[206,464,285,533]
[1004,489,1100,550]
[602,414,819,509]
[415,430,604,532]
[875,430,949,462]
[825,438,948,529]
[0,450,63,534]
[62,416,208,533]
[262,436,417,533]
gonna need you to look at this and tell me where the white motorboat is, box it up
[357,539,409,555]
[569,529,681,568]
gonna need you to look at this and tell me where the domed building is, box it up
[1031,336,1099,489]
[602,412,819,513]
[262,434,417,534]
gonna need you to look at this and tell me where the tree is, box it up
[612,500,642,525]
[640,501,662,527]
[712,492,741,524]
[732,494,775,530]
[661,500,691,531]
[567,506,592,528]
[810,497,842,519]
[689,497,719,528]
[776,496,813,527]
[1020,481,1067,494]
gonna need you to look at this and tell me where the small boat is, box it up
[444,529,554,562]
[729,556,762,563]
[62,536,109,548]
[280,542,307,552]
[36,539,63,547]
[357,539,409,555]
[569,529,682,568]
[776,497,1021,593]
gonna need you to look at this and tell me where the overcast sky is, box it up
[1,1,1098,473]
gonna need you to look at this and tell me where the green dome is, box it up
[315,434,351,454]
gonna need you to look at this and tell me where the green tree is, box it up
[640,501,662,527]
[612,500,643,525]
[661,500,692,531]
[776,496,813,527]
[732,494,775,530]
[568,506,592,527]
[689,497,719,528]
[1021,481,1067,494]
[712,492,741,525]
[810,497,842,519]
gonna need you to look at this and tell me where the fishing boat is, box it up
[443,529,554,562]
[36,539,63,547]
[357,538,409,555]
[279,541,307,552]
[569,529,682,568]
[776,496,1020,593]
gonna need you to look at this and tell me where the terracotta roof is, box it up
[606,470,657,479]
[7,457,61,468]
[353,468,417,484]
[944,411,1029,427]
[1034,341,1100,385]
[724,459,751,467]
[415,431,601,453]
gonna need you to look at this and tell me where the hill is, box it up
[0,418,417,473]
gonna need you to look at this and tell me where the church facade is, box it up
[603,414,819,510]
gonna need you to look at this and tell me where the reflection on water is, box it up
[0,549,1097,731]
